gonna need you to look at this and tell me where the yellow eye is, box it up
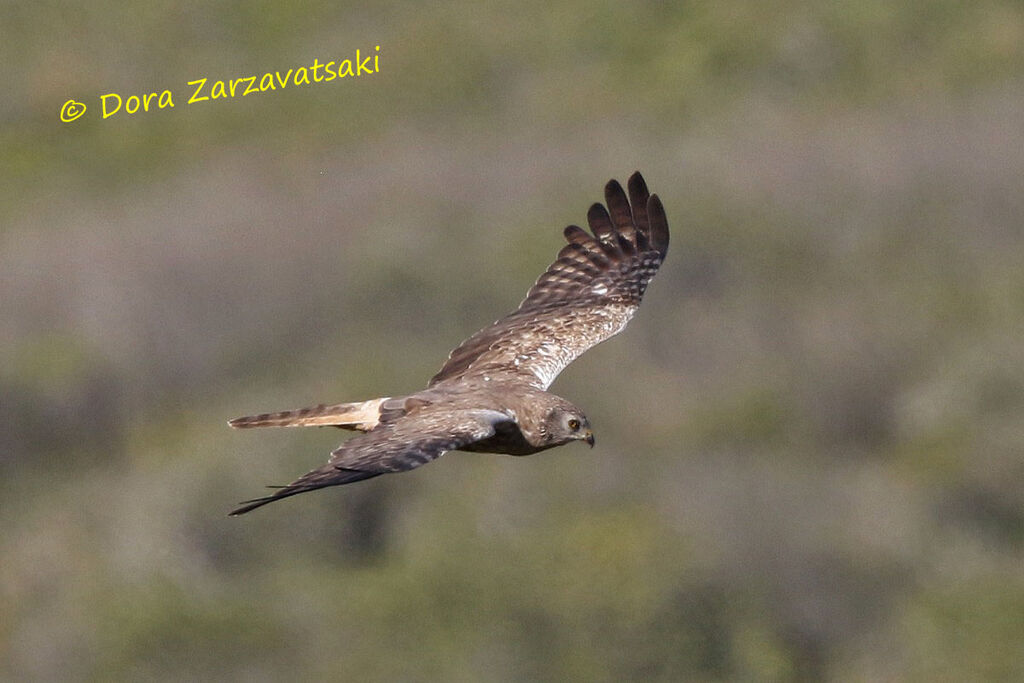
[568,418,580,431]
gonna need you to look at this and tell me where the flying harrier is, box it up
[228,171,668,515]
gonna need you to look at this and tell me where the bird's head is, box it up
[542,403,594,449]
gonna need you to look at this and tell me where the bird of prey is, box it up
[228,171,668,515]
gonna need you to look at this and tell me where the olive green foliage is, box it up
[3,1,1024,680]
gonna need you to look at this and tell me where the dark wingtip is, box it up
[586,202,614,240]
[604,177,625,200]
[627,172,650,232]
[563,224,590,245]
[587,202,607,216]
[647,193,669,254]
[228,497,274,516]
[228,484,298,515]
[627,171,649,200]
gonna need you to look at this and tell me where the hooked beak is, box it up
[584,431,595,448]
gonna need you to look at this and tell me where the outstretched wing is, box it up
[430,171,669,390]
[229,406,511,515]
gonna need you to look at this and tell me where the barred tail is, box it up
[227,398,389,432]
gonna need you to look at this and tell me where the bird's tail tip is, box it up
[228,398,390,430]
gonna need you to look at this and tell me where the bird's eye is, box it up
[568,418,580,431]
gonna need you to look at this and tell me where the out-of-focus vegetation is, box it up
[3,1,1024,679]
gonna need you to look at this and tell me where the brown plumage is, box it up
[228,172,668,515]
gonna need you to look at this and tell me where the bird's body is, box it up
[229,172,668,515]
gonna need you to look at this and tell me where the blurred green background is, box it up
[3,1,1024,680]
